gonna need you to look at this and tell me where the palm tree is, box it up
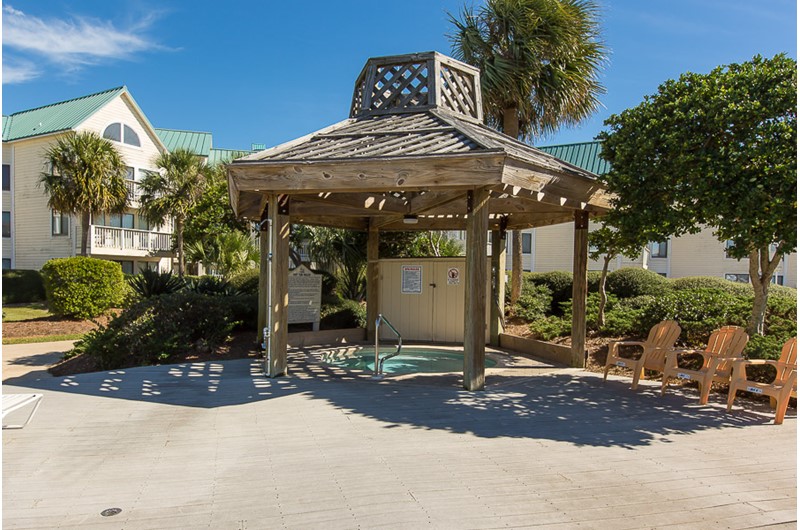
[40,131,128,256]
[139,148,206,275]
[449,0,607,305]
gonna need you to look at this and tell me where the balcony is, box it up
[89,225,173,258]
[125,179,143,205]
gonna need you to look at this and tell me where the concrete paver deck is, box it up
[2,343,796,529]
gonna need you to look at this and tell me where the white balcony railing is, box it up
[125,179,142,203]
[92,225,173,253]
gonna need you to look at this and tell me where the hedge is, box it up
[2,269,46,304]
[41,257,125,319]
[71,291,238,369]
[606,267,671,298]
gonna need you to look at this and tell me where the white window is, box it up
[724,240,736,259]
[649,241,668,258]
[2,164,10,191]
[725,273,749,283]
[2,211,10,238]
[2,258,10,269]
[103,123,140,147]
[522,233,532,254]
[52,211,69,236]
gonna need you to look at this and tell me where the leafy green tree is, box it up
[139,148,207,275]
[184,163,249,255]
[40,131,128,255]
[449,0,606,306]
[598,54,797,335]
[588,224,645,327]
[186,231,259,279]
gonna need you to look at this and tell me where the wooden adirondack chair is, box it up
[727,337,797,424]
[603,320,682,390]
[661,326,749,405]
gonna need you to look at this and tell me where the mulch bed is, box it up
[48,330,262,377]
[2,314,115,338]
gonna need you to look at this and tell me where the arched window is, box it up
[102,122,141,147]
[103,123,121,142]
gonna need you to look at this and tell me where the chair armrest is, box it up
[609,340,646,359]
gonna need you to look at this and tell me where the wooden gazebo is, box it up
[228,52,611,390]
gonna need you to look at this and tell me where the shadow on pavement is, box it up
[2,349,783,448]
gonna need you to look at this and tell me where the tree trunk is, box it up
[80,211,91,256]
[502,106,524,307]
[748,246,784,336]
[176,217,185,276]
[597,254,612,328]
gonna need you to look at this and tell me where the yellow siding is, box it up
[7,92,171,270]
[670,227,744,279]
[2,143,13,265]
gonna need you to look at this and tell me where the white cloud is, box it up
[2,59,41,84]
[2,5,162,83]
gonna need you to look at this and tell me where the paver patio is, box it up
[2,343,796,529]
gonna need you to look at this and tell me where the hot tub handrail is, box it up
[374,314,402,378]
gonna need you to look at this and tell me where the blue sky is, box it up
[2,1,797,151]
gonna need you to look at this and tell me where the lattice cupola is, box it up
[350,51,483,122]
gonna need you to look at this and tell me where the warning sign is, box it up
[401,265,422,294]
[447,267,460,285]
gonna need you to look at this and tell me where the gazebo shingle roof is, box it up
[228,52,611,231]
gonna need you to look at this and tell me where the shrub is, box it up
[671,276,752,297]
[229,269,259,295]
[184,275,238,296]
[220,294,258,330]
[514,283,552,321]
[606,267,671,298]
[2,269,46,304]
[528,315,571,341]
[41,257,125,319]
[71,291,237,369]
[128,269,184,298]
[523,271,574,314]
[587,270,603,293]
[602,295,654,337]
[320,298,366,329]
[639,288,749,345]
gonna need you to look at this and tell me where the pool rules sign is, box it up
[288,265,322,331]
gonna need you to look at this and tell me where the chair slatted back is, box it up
[706,326,749,374]
[642,320,682,368]
[776,337,797,386]
[647,320,682,349]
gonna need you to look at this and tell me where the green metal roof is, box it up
[537,140,610,175]
[2,86,125,142]
[208,148,254,165]
[154,128,212,156]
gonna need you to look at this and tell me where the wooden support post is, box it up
[464,188,490,391]
[490,227,506,346]
[571,210,589,368]
[266,195,290,377]
[366,220,380,338]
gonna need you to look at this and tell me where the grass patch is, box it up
[3,303,51,322]
[3,333,85,345]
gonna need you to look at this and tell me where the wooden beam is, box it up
[229,153,505,194]
[571,210,589,368]
[366,220,380,338]
[267,195,290,377]
[289,200,396,218]
[374,189,469,228]
[289,215,369,231]
[490,227,507,347]
[296,192,409,213]
[464,188,490,391]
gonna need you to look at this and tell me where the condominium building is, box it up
[508,141,796,288]
[2,87,249,273]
